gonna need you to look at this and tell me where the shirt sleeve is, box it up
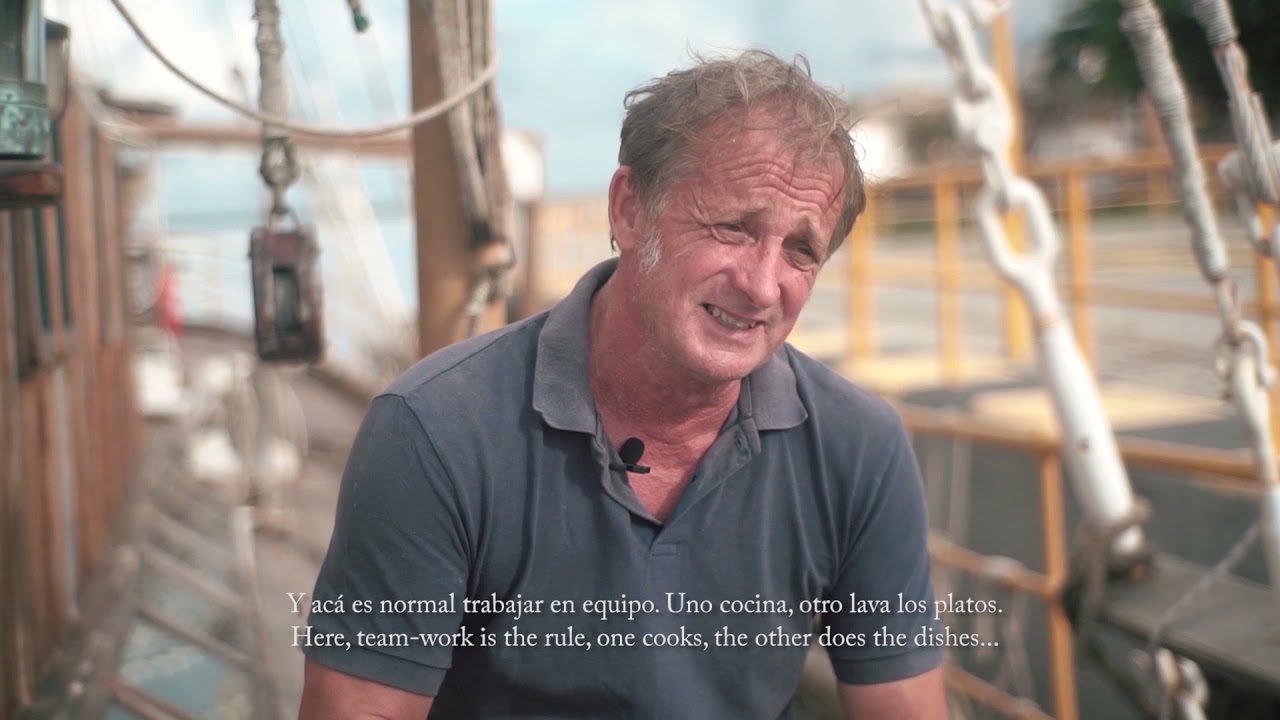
[303,393,469,696]
[824,414,944,685]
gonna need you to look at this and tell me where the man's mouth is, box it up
[703,304,761,331]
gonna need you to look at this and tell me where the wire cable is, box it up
[107,0,498,139]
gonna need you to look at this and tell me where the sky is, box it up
[47,0,1069,196]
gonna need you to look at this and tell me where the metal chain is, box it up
[420,0,519,338]
[1128,646,1210,720]
[918,0,1145,561]
[976,557,1037,703]
[255,0,297,217]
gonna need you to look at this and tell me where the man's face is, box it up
[627,122,845,384]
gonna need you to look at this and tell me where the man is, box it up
[299,49,946,718]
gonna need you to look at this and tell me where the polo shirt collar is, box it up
[531,258,808,435]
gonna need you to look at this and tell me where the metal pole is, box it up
[1065,170,1096,370]
[410,0,503,357]
[848,191,877,364]
[934,175,962,382]
[1256,206,1280,461]
[1039,452,1078,720]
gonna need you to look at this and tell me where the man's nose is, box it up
[730,241,783,308]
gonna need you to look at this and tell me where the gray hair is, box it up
[617,49,865,255]
[638,224,663,274]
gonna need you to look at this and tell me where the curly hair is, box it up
[618,49,865,254]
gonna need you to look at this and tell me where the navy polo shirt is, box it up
[305,259,942,718]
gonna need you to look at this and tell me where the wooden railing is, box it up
[0,87,141,717]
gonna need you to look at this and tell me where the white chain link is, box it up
[1128,646,1210,720]
[918,0,1144,561]
[975,556,1038,703]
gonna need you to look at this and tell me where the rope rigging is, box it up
[1186,0,1280,657]
[107,0,520,343]
[1192,0,1280,254]
[416,0,518,337]
[107,0,499,139]
[283,0,411,336]
[1117,1,1280,690]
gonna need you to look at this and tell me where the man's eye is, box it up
[716,223,746,234]
[790,245,821,268]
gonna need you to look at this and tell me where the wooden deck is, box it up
[16,328,363,719]
[1103,554,1280,696]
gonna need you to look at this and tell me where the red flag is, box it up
[156,262,182,337]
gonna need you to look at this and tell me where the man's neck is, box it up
[587,276,740,445]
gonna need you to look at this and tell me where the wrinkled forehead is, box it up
[678,109,849,199]
[682,120,848,211]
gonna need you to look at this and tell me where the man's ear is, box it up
[608,166,645,252]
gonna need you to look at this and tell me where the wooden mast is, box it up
[409,0,507,358]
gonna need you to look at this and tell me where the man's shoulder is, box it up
[381,312,547,407]
[782,343,902,429]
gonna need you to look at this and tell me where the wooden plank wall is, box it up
[0,87,140,717]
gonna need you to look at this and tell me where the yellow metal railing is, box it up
[533,144,1252,380]
[856,144,1242,375]
[902,401,1262,720]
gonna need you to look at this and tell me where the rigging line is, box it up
[59,4,144,144]
[1144,521,1259,666]
[106,0,499,139]
[209,0,256,106]
[281,4,408,327]
[80,0,121,88]
[349,4,414,209]
[288,0,355,125]
[349,10,404,121]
